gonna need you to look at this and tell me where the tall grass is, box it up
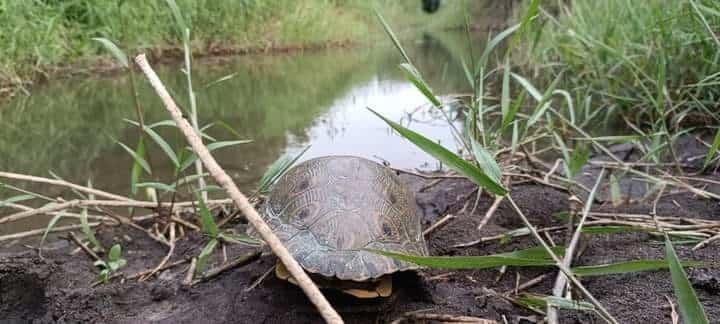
[0,0,470,90]
[526,0,720,126]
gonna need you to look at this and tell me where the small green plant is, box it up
[94,244,127,283]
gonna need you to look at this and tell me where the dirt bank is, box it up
[1,171,718,323]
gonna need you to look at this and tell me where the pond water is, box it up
[0,31,487,235]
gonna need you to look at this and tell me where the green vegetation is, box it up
[0,0,470,91]
[525,0,720,127]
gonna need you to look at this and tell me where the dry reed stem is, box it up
[0,223,100,242]
[423,214,455,236]
[507,195,618,324]
[141,222,176,281]
[134,54,343,324]
[477,196,504,232]
[0,172,135,201]
[191,251,260,285]
[548,168,605,324]
[68,231,102,262]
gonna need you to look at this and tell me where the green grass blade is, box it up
[117,141,152,174]
[703,128,720,169]
[502,92,525,131]
[470,138,502,184]
[80,207,104,252]
[136,182,176,192]
[40,211,68,247]
[545,296,597,312]
[91,38,128,68]
[196,194,219,238]
[258,146,310,194]
[573,260,702,277]
[369,108,507,195]
[196,239,218,275]
[374,9,412,64]
[568,144,589,179]
[399,63,442,108]
[500,57,511,127]
[0,194,35,208]
[130,138,146,195]
[164,0,188,36]
[143,126,179,168]
[180,140,252,172]
[665,238,709,324]
[371,246,564,270]
[477,23,520,71]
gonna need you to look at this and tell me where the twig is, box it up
[141,222,176,281]
[191,251,260,285]
[502,273,549,296]
[0,223,100,242]
[0,172,135,202]
[452,224,569,248]
[135,54,343,324]
[68,231,102,262]
[477,196,504,232]
[692,233,720,251]
[507,195,618,324]
[393,312,498,323]
[183,258,197,286]
[244,265,275,292]
[423,214,455,236]
[547,169,605,324]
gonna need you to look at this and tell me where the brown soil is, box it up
[1,169,718,324]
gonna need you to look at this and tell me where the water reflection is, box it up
[0,31,481,233]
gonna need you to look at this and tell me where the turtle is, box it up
[260,155,428,298]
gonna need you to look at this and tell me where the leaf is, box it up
[164,0,187,34]
[470,139,502,184]
[40,211,68,247]
[399,63,442,108]
[502,92,526,131]
[91,38,128,68]
[665,238,709,324]
[196,194,219,238]
[130,138,146,195]
[582,226,646,234]
[573,260,702,277]
[500,57,511,126]
[258,146,310,194]
[369,108,507,195]
[196,239,218,275]
[136,182,176,192]
[567,144,589,178]
[143,126,179,168]
[117,141,152,174]
[374,9,412,64]
[179,140,252,172]
[477,23,521,71]
[108,244,122,262]
[203,73,238,89]
[0,194,35,208]
[80,208,104,252]
[371,246,564,270]
[609,174,622,206]
[703,128,720,169]
[545,296,597,312]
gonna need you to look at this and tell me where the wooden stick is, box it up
[423,214,455,236]
[191,251,260,285]
[134,54,343,324]
[68,231,102,262]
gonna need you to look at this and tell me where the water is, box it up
[0,31,485,235]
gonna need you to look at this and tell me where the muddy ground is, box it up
[1,168,719,323]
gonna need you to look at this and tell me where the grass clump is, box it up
[526,0,720,124]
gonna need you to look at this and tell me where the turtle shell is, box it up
[263,156,428,281]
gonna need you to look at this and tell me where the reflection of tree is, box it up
[0,30,489,196]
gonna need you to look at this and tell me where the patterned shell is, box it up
[264,156,429,281]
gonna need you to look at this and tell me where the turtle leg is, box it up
[342,276,392,299]
[275,262,299,285]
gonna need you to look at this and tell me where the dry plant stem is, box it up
[183,258,197,286]
[191,250,260,285]
[693,233,720,250]
[68,231,101,262]
[502,273,549,296]
[423,214,455,236]
[0,222,100,242]
[0,172,135,202]
[245,265,275,292]
[477,196,504,232]
[92,259,190,287]
[547,169,605,324]
[395,312,498,323]
[506,195,618,324]
[141,222,176,281]
[134,54,343,324]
